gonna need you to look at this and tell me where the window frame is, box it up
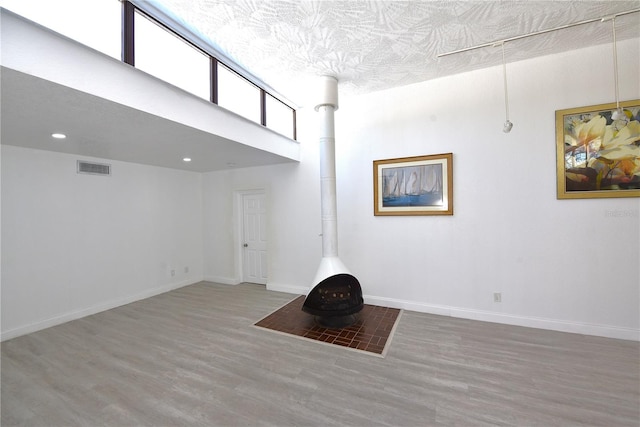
[121,0,296,140]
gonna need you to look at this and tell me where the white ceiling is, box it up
[2,1,639,172]
[151,0,640,107]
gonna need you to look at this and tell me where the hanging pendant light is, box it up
[608,16,628,123]
[500,42,513,133]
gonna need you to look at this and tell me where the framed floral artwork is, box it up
[556,100,640,199]
[373,153,453,216]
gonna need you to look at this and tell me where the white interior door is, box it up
[242,192,267,284]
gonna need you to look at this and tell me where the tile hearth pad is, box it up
[254,295,402,357]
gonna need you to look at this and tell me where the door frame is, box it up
[234,189,267,284]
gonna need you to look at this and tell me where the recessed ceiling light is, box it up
[51,133,66,139]
[182,157,192,162]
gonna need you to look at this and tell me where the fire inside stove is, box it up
[302,273,364,328]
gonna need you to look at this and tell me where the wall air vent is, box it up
[77,160,111,176]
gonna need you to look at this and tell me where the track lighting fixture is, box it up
[499,42,513,133]
[436,8,640,132]
[607,16,628,124]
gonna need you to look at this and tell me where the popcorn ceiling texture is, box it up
[154,1,639,105]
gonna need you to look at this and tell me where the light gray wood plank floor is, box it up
[2,282,639,426]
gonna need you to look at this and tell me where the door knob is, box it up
[243,243,248,247]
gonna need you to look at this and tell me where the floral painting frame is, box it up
[373,153,453,216]
[556,100,640,199]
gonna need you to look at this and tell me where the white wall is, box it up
[203,38,640,340]
[203,152,321,289]
[335,39,640,339]
[2,28,637,341]
[1,145,204,340]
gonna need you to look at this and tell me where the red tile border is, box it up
[254,295,401,356]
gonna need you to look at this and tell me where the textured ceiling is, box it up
[152,0,640,107]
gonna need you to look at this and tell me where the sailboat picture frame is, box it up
[373,153,453,216]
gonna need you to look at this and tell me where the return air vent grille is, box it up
[77,161,111,176]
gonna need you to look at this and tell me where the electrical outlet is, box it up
[494,292,502,303]
[171,269,175,277]
[184,266,189,273]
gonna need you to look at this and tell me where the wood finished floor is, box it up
[1,282,638,427]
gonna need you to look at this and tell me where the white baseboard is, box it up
[266,282,307,295]
[0,279,199,342]
[3,280,636,342]
[364,295,640,342]
[264,285,639,341]
[202,275,242,285]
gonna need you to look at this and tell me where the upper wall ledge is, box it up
[0,9,299,162]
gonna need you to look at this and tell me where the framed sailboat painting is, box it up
[373,153,453,216]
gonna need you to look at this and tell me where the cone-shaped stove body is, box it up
[302,76,363,327]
